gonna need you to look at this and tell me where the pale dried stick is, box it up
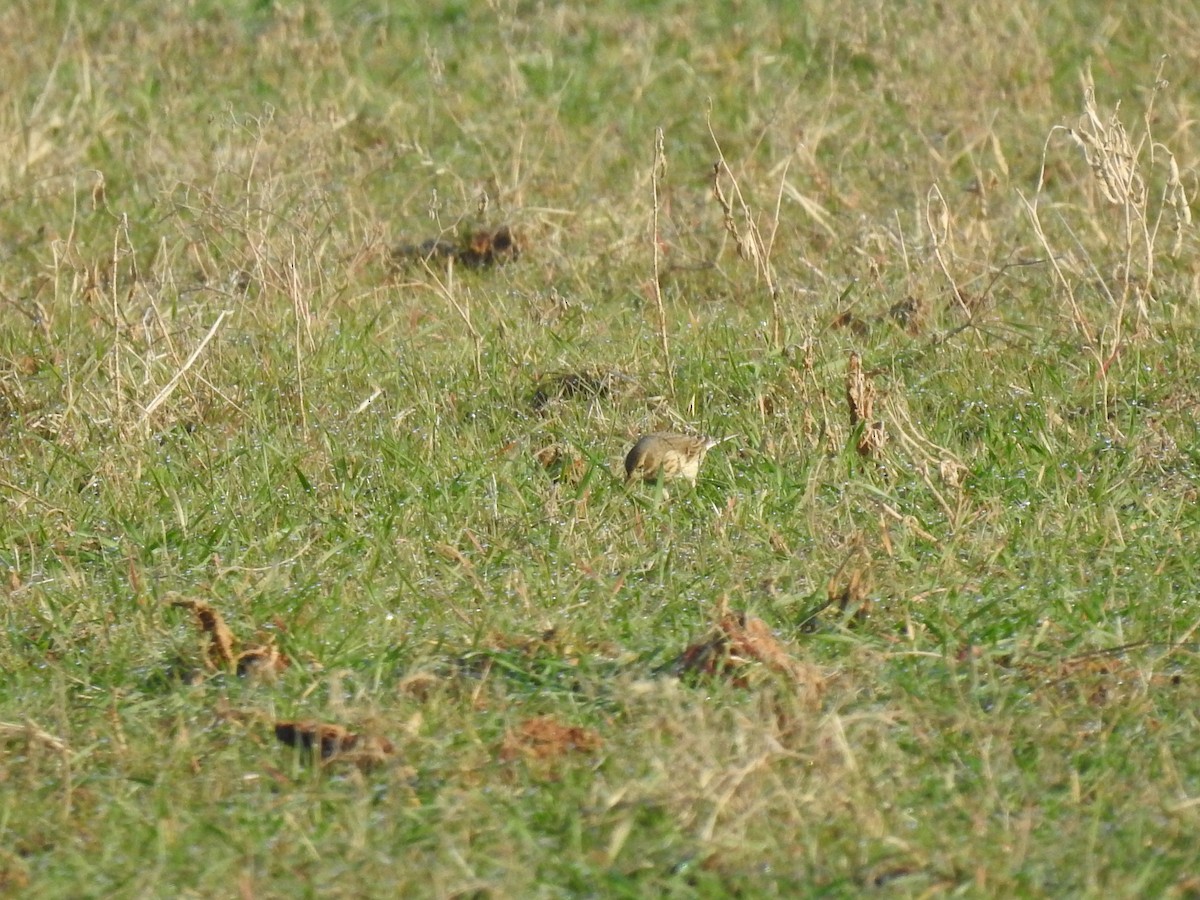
[139,309,231,425]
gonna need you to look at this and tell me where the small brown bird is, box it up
[624,432,726,485]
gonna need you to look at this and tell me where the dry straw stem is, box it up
[139,309,231,427]
[845,351,886,457]
[859,482,939,545]
[419,256,483,379]
[1071,68,1152,334]
[1072,79,1145,210]
[287,235,314,434]
[1,11,80,188]
[696,751,779,842]
[650,127,673,396]
[1020,180,1096,345]
[172,598,237,668]
[0,720,71,757]
[707,113,787,347]
[925,184,970,315]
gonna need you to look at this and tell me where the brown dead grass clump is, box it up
[172,598,236,667]
[499,715,603,763]
[669,606,825,695]
[274,721,396,769]
[846,352,886,458]
[1003,652,1182,708]
[534,443,586,486]
[172,598,289,681]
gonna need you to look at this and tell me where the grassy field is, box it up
[2,1,1200,896]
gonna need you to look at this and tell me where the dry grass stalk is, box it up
[288,236,312,435]
[1026,65,1192,372]
[139,309,231,427]
[1071,69,1154,332]
[650,127,674,396]
[845,352,885,457]
[708,119,786,348]
[1021,183,1095,344]
[422,258,483,379]
[925,184,970,315]
[1071,79,1146,210]
[173,598,237,668]
[883,393,970,526]
[1162,152,1192,258]
[172,598,288,679]
[0,720,71,757]
[875,500,939,544]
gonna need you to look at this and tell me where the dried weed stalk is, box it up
[708,117,787,348]
[845,352,886,457]
[650,127,674,395]
[1025,64,1193,374]
[925,184,971,316]
[883,392,970,530]
[172,598,288,680]
[669,601,825,693]
[418,258,483,379]
[139,309,231,428]
[0,720,71,758]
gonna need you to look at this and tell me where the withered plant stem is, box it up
[651,127,673,396]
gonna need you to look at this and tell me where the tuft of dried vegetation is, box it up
[274,720,396,769]
[845,351,887,458]
[171,598,289,681]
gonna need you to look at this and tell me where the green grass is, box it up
[3,0,1200,896]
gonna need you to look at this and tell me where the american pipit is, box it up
[624,432,725,485]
